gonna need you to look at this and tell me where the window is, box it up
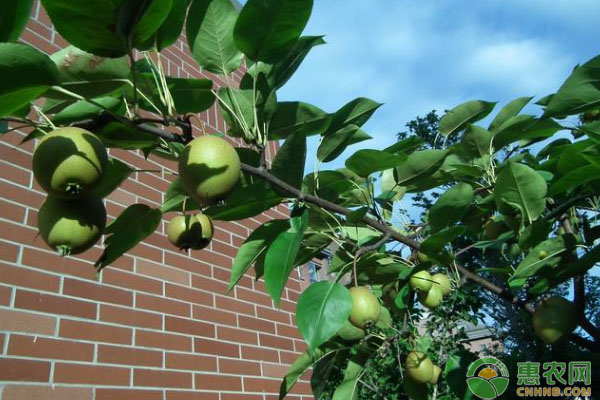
[307,261,320,283]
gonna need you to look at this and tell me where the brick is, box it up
[218,358,261,376]
[195,374,242,391]
[260,333,295,351]
[0,240,19,262]
[244,377,280,393]
[257,306,291,325]
[165,392,219,400]
[236,287,272,307]
[165,283,213,306]
[280,351,301,365]
[210,240,237,258]
[165,315,214,338]
[0,285,12,305]
[262,363,290,379]
[54,363,130,385]
[0,221,39,250]
[102,268,163,295]
[0,358,50,382]
[0,262,61,292]
[164,252,212,276]
[8,334,94,361]
[129,242,163,262]
[217,326,258,345]
[194,338,239,358]
[97,344,163,367]
[134,368,192,388]
[1,385,92,400]
[194,249,232,270]
[165,353,217,372]
[0,333,4,352]
[137,259,190,285]
[14,289,97,319]
[0,199,26,224]
[0,308,56,335]
[238,315,276,334]
[136,330,192,352]
[136,292,191,317]
[63,278,133,306]
[96,389,163,400]
[294,339,308,353]
[100,304,162,329]
[59,319,132,345]
[21,247,97,280]
[241,346,279,363]
[215,295,255,316]
[276,323,302,340]
[221,395,263,400]
[190,274,228,293]
[192,304,236,326]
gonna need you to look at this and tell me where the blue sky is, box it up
[275,0,600,167]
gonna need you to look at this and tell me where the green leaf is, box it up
[116,0,173,50]
[96,204,162,269]
[518,220,552,251]
[439,100,496,137]
[428,183,474,233]
[345,149,406,177]
[296,281,352,352]
[187,0,242,74]
[317,125,369,163]
[488,96,533,132]
[444,350,478,400]
[139,0,189,50]
[271,130,306,191]
[495,162,547,223]
[549,164,600,195]
[383,136,423,154]
[0,43,59,118]
[268,36,326,90]
[41,0,127,57]
[95,122,158,150]
[0,0,33,42]
[544,54,600,118]
[461,125,492,158]
[264,211,308,306]
[394,149,447,186]
[50,46,130,99]
[161,178,200,213]
[91,158,133,199]
[510,236,574,284]
[234,0,313,62]
[421,226,466,253]
[279,343,343,400]
[268,101,330,140]
[167,77,215,113]
[332,361,362,400]
[326,97,382,135]
[52,97,123,126]
[492,116,562,149]
[218,87,255,136]
[229,219,290,291]
[204,181,283,221]
[394,284,412,310]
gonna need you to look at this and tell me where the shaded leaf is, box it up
[394,149,447,186]
[271,130,306,191]
[345,149,406,177]
[52,97,123,126]
[0,43,59,118]
[495,162,547,223]
[96,204,162,269]
[91,158,133,199]
[234,0,313,62]
[204,181,283,221]
[167,77,215,113]
[268,101,330,140]
[326,97,381,135]
[0,0,34,42]
[428,183,474,232]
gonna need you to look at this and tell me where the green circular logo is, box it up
[466,357,510,399]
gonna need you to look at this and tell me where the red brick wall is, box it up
[0,2,313,399]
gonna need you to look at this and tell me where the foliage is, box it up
[1,1,600,399]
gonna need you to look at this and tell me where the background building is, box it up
[0,2,314,399]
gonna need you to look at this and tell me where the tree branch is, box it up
[88,116,600,350]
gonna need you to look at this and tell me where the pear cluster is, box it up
[33,128,108,256]
[403,351,443,397]
[409,269,452,310]
[169,135,241,251]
